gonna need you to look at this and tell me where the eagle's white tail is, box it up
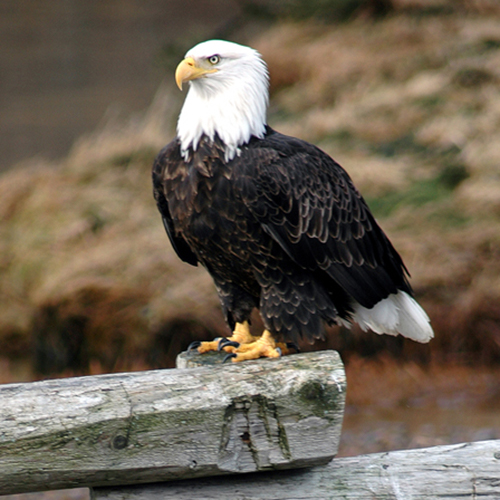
[352,290,434,343]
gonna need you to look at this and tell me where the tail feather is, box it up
[352,291,434,343]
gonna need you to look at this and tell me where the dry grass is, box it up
[0,7,500,379]
[0,86,220,376]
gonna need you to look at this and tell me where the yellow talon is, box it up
[220,321,258,353]
[229,330,292,362]
[191,322,295,362]
[197,338,223,353]
[193,321,256,354]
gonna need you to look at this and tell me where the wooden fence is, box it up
[0,350,499,499]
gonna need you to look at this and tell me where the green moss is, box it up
[84,207,108,234]
[452,67,497,88]
[366,179,444,217]
[437,163,469,190]
[372,134,431,158]
[297,380,341,419]
[480,38,500,52]
[412,94,444,110]
[428,207,470,228]
[366,162,469,218]
[319,128,358,150]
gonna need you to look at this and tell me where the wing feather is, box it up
[234,129,411,308]
[152,141,198,267]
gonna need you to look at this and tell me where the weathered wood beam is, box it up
[92,439,500,499]
[0,350,345,496]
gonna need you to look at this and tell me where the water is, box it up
[0,0,239,171]
[338,358,500,457]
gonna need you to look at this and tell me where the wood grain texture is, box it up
[92,439,500,499]
[0,350,345,495]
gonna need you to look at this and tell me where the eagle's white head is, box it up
[175,40,269,162]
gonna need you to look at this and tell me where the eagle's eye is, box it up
[208,55,220,65]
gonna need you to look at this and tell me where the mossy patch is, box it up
[296,380,342,419]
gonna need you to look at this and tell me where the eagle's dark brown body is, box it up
[152,127,412,343]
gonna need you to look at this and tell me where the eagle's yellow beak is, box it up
[175,57,218,90]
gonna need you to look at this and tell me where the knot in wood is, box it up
[112,435,128,450]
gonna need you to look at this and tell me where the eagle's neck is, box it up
[177,67,268,162]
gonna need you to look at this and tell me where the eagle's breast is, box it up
[164,137,250,265]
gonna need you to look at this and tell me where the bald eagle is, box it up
[152,40,433,362]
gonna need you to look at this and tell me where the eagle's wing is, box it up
[234,131,411,308]
[152,142,198,267]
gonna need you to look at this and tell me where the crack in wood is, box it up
[217,395,291,473]
[110,381,135,451]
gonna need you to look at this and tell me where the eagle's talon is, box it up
[187,329,291,361]
[223,352,237,363]
[217,339,240,351]
[187,341,201,352]
[217,338,230,349]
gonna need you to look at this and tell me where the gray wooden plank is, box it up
[0,350,345,495]
[92,439,500,500]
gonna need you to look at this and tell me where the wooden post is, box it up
[0,350,345,496]
[92,440,500,499]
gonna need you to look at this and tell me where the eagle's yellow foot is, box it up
[195,338,223,354]
[224,330,296,363]
[187,321,257,354]
[217,321,258,352]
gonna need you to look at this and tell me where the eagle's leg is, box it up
[225,321,259,347]
[225,330,295,362]
[192,321,257,354]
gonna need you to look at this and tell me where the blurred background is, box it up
[1,0,500,498]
